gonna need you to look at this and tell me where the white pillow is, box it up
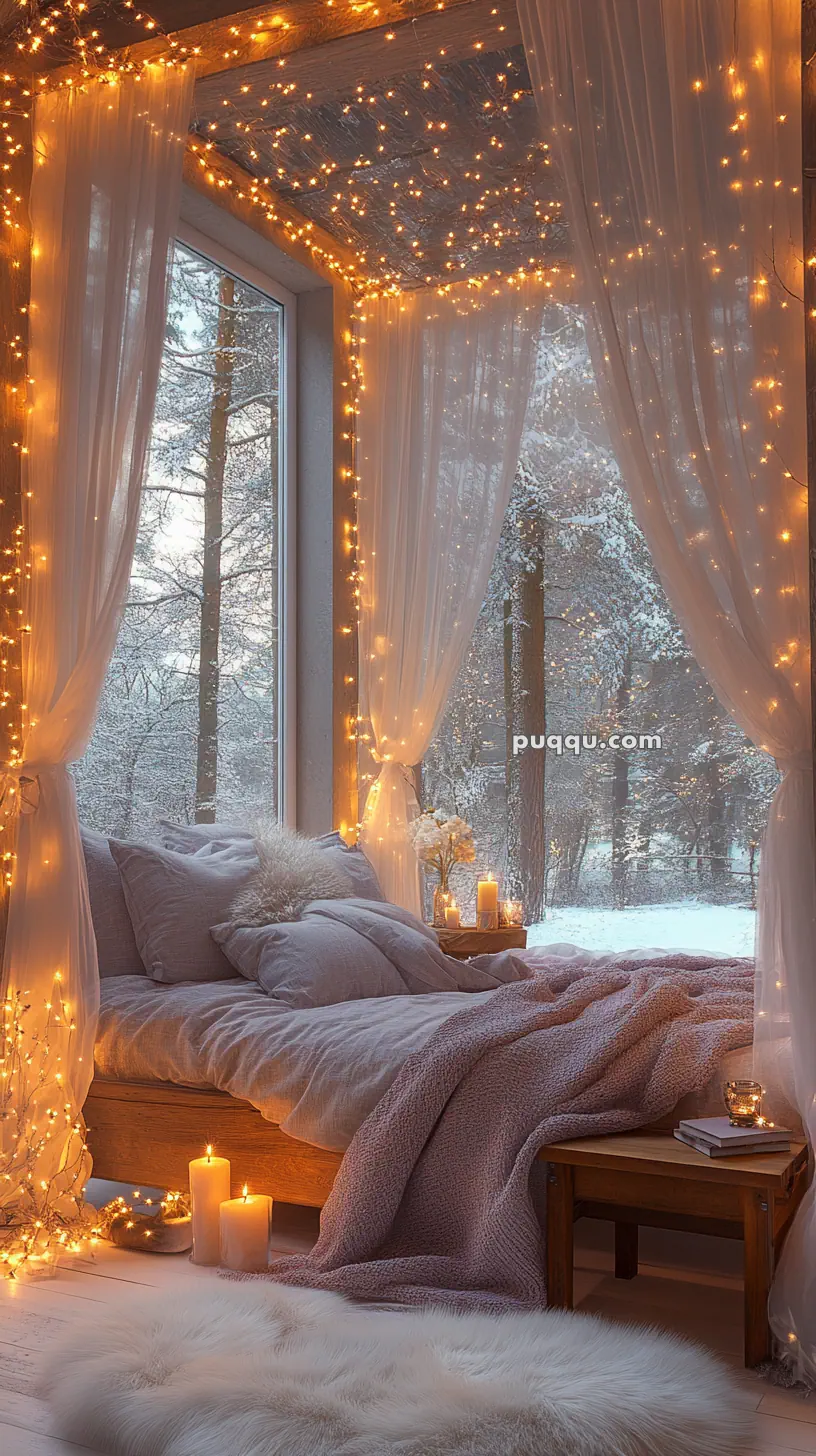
[109,839,255,984]
[211,915,408,1008]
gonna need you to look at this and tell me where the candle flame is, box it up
[242,1184,249,1201]
[206,1144,213,1161]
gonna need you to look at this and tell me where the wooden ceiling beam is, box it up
[35,0,476,86]
[179,0,475,81]
[193,0,521,120]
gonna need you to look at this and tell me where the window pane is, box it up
[75,242,283,838]
[424,302,777,954]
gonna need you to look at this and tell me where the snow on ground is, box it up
[528,901,756,958]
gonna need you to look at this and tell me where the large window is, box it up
[424,303,776,954]
[75,237,291,838]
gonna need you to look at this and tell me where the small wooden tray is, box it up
[436,926,527,959]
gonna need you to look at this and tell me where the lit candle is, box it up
[220,1186,272,1272]
[189,1145,231,1266]
[476,873,499,930]
[444,900,461,928]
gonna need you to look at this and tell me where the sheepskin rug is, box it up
[229,826,352,926]
[41,1281,754,1456]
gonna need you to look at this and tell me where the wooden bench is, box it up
[540,1132,809,1367]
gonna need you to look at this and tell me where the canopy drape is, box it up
[518,0,815,1376]
[0,68,192,1255]
[357,286,543,912]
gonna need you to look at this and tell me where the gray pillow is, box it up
[109,839,255,984]
[157,819,255,854]
[80,827,146,978]
[160,821,386,903]
[314,833,385,902]
[211,914,407,1008]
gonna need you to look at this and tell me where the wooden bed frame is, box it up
[84,1077,343,1209]
[83,1062,735,1220]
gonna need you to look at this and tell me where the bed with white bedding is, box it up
[93,954,753,1162]
[94,975,501,1153]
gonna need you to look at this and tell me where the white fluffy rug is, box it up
[42,1282,754,1456]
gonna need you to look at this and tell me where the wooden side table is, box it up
[436,926,527,960]
[539,1132,809,1367]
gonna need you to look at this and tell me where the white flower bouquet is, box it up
[409,810,475,902]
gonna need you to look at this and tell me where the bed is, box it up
[85,969,755,1207]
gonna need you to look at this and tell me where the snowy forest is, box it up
[423,304,777,947]
[74,256,775,956]
[74,243,282,837]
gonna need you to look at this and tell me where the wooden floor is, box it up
[1,1189,813,1454]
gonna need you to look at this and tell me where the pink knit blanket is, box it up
[263,954,753,1309]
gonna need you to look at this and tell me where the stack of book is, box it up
[674,1116,791,1158]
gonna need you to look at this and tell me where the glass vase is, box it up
[432,885,452,928]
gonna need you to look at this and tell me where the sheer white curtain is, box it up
[519,0,815,1375]
[357,285,543,912]
[0,68,191,1249]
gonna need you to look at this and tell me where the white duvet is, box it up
[95,975,496,1152]
[95,940,755,1153]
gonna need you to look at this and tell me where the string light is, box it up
[0,976,94,1276]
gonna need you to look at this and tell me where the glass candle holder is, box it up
[499,899,524,928]
[724,1079,763,1128]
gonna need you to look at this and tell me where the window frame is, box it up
[174,218,298,828]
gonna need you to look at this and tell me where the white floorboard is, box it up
[0,1207,812,1454]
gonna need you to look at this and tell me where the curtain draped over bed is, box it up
[356,286,543,914]
[0,69,192,1248]
[518,0,816,1377]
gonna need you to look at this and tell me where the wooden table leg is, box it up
[546,1163,574,1309]
[742,1186,774,1367]
[615,1220,638,1280]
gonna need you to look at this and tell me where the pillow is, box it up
[314,833,386,902]
[159,820,386,904]
[211,915,407,1008]
[108,839,255,984]
[80,827,146,978]
[157,819,255,854]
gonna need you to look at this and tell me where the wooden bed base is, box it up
[84,1077,343,1209]
[83,1076,715,1215]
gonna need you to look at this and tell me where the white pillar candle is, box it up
[476,873,498,930]
[189,1145,231,1266]
[220,1187,272,1272]
[444,901,461,928]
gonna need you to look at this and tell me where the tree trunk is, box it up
[195,272,236,822]
[512,551,546,921]
[611,651,632,910]
[706,758,729,883]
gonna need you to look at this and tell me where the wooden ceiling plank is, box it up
[184,134,365,284]
[193,0,521,120]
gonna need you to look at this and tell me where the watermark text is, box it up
[512,732,662,757]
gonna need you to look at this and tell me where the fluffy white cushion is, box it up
[212,915,408,1008]
[41,1282,753,1456]
[109,839,255,984]
[228,826,354,927]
